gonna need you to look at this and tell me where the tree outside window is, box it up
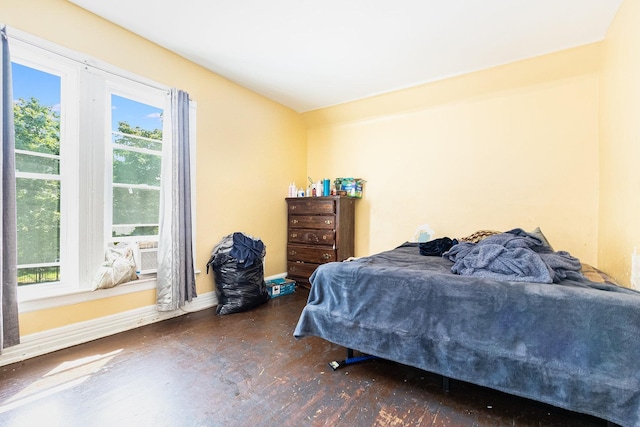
[14,92,61,285]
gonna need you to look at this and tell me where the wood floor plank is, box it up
[0,288,608,426]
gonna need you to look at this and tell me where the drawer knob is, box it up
[289,250,297,256]
[322,253,331,260]
[322,235,327,240]
[290,233,298,238]
[291,219,299,224]
[325,220,333,225]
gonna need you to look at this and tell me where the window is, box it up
[109,94,163,243]
[13,63,63,287]
[106,90,166,275]
[9,29,181,302]
[11,45,80,300]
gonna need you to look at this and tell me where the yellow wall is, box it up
[599,0,640,286]
[3,0,307,335]
[304,44,602,264]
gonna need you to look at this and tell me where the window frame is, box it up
[11,41,81,301]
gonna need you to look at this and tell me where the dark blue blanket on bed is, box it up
[444,228,583,283]
[293,243,640,427]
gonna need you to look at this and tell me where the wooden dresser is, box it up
[286,196,355,286]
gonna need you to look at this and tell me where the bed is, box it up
[293,229,640,427]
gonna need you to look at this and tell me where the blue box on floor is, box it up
[265,278,296,298]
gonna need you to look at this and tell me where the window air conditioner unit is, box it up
[133,241,158,275]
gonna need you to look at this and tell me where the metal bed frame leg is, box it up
[328,349,452,396]
[328,348,378,371]
[442,376,451,393]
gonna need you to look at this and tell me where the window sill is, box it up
[18,276,158,314]
[18,269,202,314]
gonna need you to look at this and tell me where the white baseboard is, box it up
[0,291,217,367]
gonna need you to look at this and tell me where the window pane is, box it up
[112,133,162,152]
[16,152,60,175]
[111,94,163,138]
[113,148,161,186]
[12,63,61,155]
[18,266,60,286]
[112,225,159,239]
[112,186,160,228]
[16,178,61,265]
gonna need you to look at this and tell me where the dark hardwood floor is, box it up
[0,287,609,426]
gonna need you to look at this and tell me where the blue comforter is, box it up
[294,243,640,427]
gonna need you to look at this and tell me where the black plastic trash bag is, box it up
[206,232,269,315]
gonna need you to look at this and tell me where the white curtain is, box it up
[156,89,196,311]
[1,26,20,351]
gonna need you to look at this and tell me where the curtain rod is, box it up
[3,24,170,93]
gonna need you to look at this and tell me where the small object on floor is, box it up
[328,352,378,371]
[265,278,296,298]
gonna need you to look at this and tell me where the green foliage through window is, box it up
[14,96,61,285]
[110,95,163,239]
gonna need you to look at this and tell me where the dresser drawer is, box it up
[288,215,335,229]
[288,229,335,246]
[287,262,320,280]
[287,199,335,215]
[287,245,336,263]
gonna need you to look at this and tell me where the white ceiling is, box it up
[67,0,623,113]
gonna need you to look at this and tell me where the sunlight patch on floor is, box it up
[0,349,123,414]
